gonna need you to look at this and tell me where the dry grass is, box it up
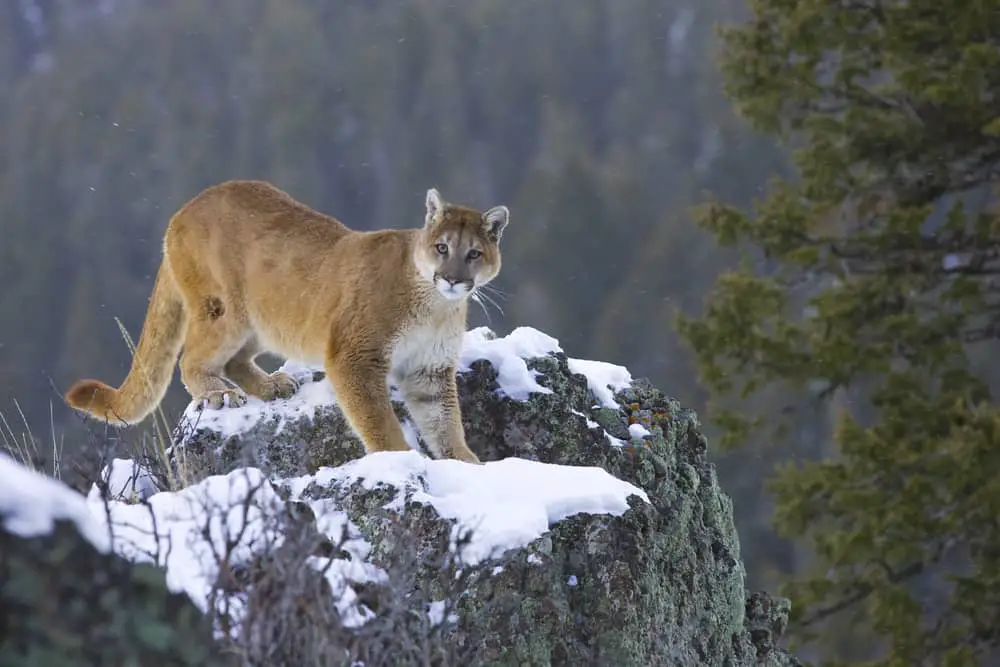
[1,398,64,478]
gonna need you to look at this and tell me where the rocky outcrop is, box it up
[168,327,800,666]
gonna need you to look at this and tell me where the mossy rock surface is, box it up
[0,518,231,667]
[174,338,801,666]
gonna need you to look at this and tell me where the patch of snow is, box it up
[88,465,383,632]
[567,358,632,408]
[306,498,373,562]
[628,423,651,438]
[491,566,504,576]
[308,555,386,628]
[286,451,649,566]
[0,453,110,552]
[427,599,458,627]
[88,467,286,624]
[459,326,561,399]
[570,408,601,430]
[87,457,159,503]
[527,554,543,565]
[605,432,627,448]
[177,371,338,442]
[64,458,388,635]
[567,575,578,586]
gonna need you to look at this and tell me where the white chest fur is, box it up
[389,321,463,381]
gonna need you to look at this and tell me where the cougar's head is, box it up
[414,188,509,301]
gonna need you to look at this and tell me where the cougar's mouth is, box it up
[435,276,472,301]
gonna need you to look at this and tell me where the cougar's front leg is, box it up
[400,366,481,464]
[325,350,411,454]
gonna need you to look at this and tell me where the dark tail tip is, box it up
[65,379,119,421]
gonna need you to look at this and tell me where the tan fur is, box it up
[65,180,511,464]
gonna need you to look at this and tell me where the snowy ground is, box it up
[1,327,648,634]
[0,452,110,551]
[282,450,648,566]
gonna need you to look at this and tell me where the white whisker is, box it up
[481,284,509,301]
[471,293,493,325]
[476,289,505,317]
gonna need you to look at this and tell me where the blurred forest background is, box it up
[0,0,787,572]
[3,1,1000,665]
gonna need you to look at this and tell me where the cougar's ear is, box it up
[425,188,444,226]
[482,205,510,241]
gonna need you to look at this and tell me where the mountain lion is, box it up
[66,180,511,464]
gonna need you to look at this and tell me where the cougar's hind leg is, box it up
[224,339,299,401]
[178,294,250,410]
[165,218,253,411]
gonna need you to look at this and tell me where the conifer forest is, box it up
[2,2,1000,664]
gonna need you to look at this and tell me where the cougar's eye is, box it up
[466,249,482,261]
[435,243,448,255]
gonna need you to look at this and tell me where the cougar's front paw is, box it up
[263,371,300,401]
[450,444,483,465]
[196,388,249,411]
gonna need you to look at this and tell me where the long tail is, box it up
[65,259,186,426]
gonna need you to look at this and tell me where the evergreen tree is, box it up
[678,1,1000,664]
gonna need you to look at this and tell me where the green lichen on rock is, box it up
[745,592,802,667]
[174,399,366,481]
[0,518,230,667]
[175,330,800,666]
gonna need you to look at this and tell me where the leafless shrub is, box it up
[45,408,525,667]
[172,470,521,667]
[0,398,64,479]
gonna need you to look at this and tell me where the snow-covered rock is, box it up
[1,452,110,550]
[1,326,799,666]
[164,325,799,666]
